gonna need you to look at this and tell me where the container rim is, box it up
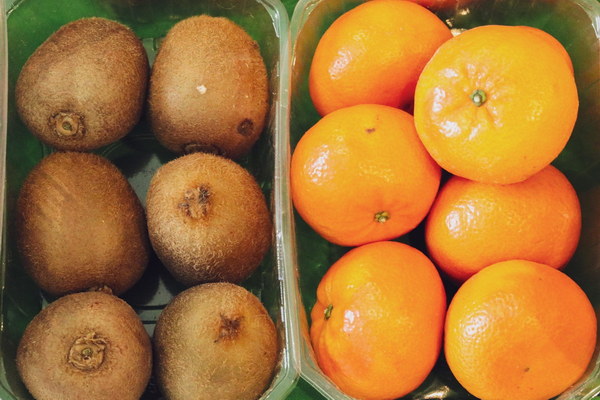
[260,0,305,398]
[0,0,11,398]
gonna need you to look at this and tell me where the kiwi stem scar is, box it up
[81,347,93,358]
[324,304,333,320]
[68,332,107,371]
[470,89,487,107]
[179,185,211,219]
[51,111,84,138]
[374,211,390,223]
[215,314,243,342]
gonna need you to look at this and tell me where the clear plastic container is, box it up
[285,0,600,399]
[0,0,299,399]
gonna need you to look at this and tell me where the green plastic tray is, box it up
[285,0,600,399]
[0,0,298,399]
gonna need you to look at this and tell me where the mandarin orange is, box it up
[309,0,452,115]
[290,104,441,246]
[445,260,597,400]
[426,165,581,282]
[520,26,574,74]
[311,241,446,400]
[414,25,578,184]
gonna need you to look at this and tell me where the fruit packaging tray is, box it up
[285,0,600,399]
[1,0,599,399]
[0,0,298,399]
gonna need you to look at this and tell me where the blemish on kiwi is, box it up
[50,111,85,139]
[237,119,254,137]
[183,143,223,155]
[215,313,243,343]
[68,332,107,371]
[178,185,212,219]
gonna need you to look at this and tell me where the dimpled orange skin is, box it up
[290,104,441,247]
[309,0,452,116]
[426,165,581,282]
[445,260,597,400]
[520,26,574,74]
[414,25,578,184]
[311,241,446,400]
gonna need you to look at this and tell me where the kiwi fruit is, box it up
[17,291,152,400]
[148,15,269,159]
[154,282,279,400]
[16,17,149,151]
[146,152,272,286]
[16,152,149,296]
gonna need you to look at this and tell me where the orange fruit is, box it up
[311,241,446,400]
[309,0,452,116]
[414,25,578,184]
[445,260,597,400]
[520,26,574,74]
[426,165,581,282]
[291,104,441,247]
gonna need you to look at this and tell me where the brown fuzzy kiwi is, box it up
[154,282,279,400]
[16,17,149,151]
[146,152,272,286]
[16,152,149,296]
[16,291,152,400]
[148,15,269,159]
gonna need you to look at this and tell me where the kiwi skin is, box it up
[146,152,272,286]
[16,17,149,151]
[16,152,149,296]
[148,15,269,159]
[154,282,279,400]
[16,291,152,400]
